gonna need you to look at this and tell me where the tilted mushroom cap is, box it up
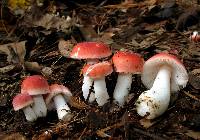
[82,61,113,79]
[12,93,33,111]
[70,42,111,59]
[21,75,50,95]
[45,84,72,105]
[142,53,188,92]
[112,51,144,74]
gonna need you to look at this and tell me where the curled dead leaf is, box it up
[0,41,26,64]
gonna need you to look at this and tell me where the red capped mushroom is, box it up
[70,42,111,64]
[82,61,113,106]
[70,42,112,102]
[12,93,37,122]
[136,53,188,119]
[112,51,144,106]
[45,84,72,120]
[21,75,49,117]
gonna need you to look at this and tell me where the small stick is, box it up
[96,121,124,137]
[183,91,200,102]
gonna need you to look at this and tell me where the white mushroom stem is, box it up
[93,77,109,106]
[22,106,37,122]
[53,94,70,120]
[136,65,171,119]
[113,73,132,106]
[82,75,95,103]
[32,95,47,117]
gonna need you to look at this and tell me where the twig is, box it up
[183,91,200,102]
[77,127,87,140]
[96,121,124,138]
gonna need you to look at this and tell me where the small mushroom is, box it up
[190,31,200,42]
[12,93,37,122]
[21,75,49,117]
[112,51,144,106]
[82,61,113,106]
[45,84,72,120]
[136,53,188,119]
[70,42,112,102]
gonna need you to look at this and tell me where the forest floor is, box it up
[0,0,200,139]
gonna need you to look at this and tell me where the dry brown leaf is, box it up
[68,96,88,109]
[79,26,99,41]
[0,65,15,73]
[189,69,200,89]
[1,133,26,140]
[23,14,73,33]
[0,41,26,64]
[58,39,74,57]
[185,130,200,139]
[41,67,53,77]
[24,61,41,72]
[139,118,157,128]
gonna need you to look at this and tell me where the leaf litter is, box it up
[0,0,200,139]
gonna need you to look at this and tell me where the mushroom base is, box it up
[53,94,71,120]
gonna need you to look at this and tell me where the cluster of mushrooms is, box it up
[12,42,189,121]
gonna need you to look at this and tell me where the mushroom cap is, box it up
[12,93,33,111]
[82,61,113,79]
[112,51,144,73]
[45,84,72,105]
[142,53,188,92]
[70,42,111,59]
[21,75,50,96]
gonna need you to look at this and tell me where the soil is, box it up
[0,0,200,139]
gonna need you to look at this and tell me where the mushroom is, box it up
[82,61,113,106]
[70,42,112,102]
[112,51,144,106]
[45,84,72,120]
[190,31,200,42]
[12,93,37,122]
[21,75,49,117]
[135,53,188,119]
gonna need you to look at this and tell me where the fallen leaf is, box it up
[24,61,41,72]
[189,69,200,89]
[0,41,26,64]
[185,130,200,139]
[176,8,200,31]
[68,96,88,109]
[22,13,73,33]
[0,65,15,73]
[58,39,74,57]
[79,26,99,41]
[41,67,53,77]
[1,133,26,140]
[139,118,157,128]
